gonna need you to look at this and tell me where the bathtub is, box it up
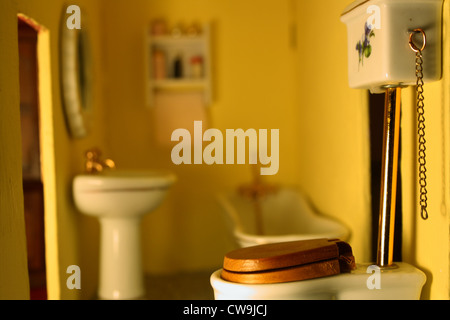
[217,187,350,248]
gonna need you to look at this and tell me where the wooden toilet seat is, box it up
[221,238,356,284]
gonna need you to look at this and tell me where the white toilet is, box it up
[210,239,426,300]
[210,263,426,300]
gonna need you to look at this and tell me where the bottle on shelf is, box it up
[190,55,203,79]
[152,49,166,80]
[173,53,183,79]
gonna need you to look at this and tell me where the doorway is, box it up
[18,17,47,300]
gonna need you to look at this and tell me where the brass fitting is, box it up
[85,147,115,174]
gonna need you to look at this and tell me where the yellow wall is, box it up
[101,0,301,276]
[401,0,450,299]
[0,0,30,299]
[295,0,372,262]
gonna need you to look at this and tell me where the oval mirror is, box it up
[60,8,93,139]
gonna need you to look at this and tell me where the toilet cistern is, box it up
[73,149,176,299]
[341,0,444,267]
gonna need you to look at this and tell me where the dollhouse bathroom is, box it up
[0,0,449,301]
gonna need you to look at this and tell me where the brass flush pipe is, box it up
[376,87,402,268]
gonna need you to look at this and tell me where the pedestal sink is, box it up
[73,170,176,299]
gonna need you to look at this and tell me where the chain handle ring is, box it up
[410,29,428,220]
[409,29,427,53]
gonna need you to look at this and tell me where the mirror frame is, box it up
[60,9,93,139]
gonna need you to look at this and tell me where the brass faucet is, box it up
[238,164,279,235]
[85,147,115,174]
[238,164,279,199]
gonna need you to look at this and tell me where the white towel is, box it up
[153,91,208,147]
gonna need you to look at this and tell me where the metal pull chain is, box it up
[409,29,428,220]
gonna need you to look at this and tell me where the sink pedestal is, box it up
[98,217,144,300]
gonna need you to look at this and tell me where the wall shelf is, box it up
[146,23,212,107]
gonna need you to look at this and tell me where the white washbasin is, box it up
[73,169,176,299]
[73,170,176,218]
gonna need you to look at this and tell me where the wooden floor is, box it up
[143,270,216,300]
